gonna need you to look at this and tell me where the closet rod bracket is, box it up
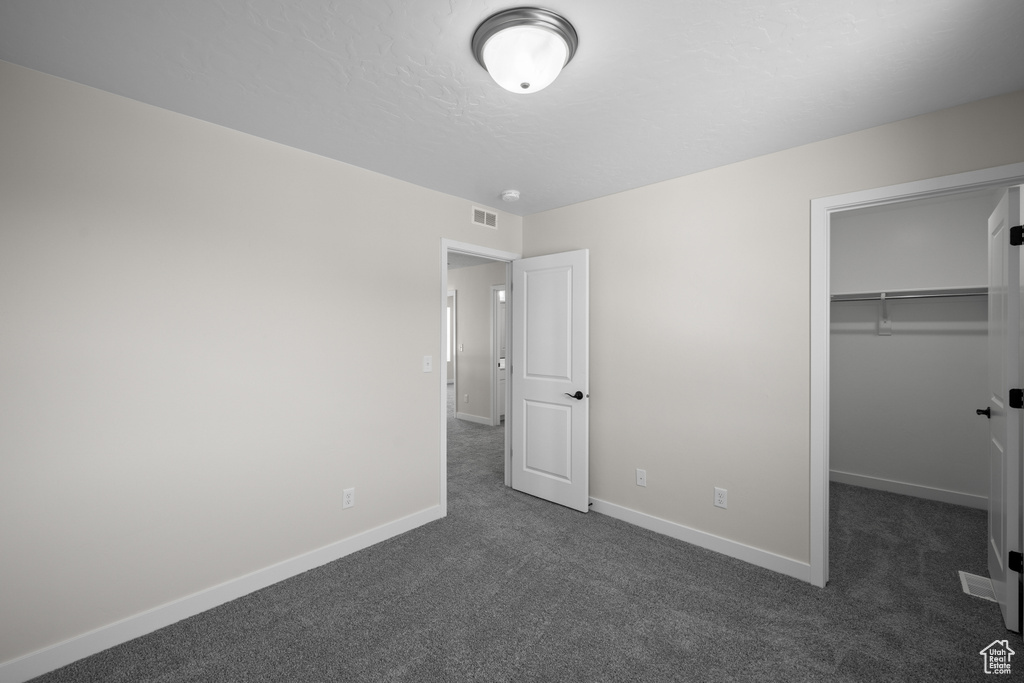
[877,292,892,336]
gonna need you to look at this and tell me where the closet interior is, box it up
[829,188,1003,509]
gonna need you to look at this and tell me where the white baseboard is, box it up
[455,411,492,426]
[829,470,987,510]
[588,497,811,584]
[0,506,445,683]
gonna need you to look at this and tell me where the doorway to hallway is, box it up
[440,239,591,514]
[440,241,518,510]
[446,250,510,494]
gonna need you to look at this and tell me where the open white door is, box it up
[987,186,1022,632]
[511,249,589,512]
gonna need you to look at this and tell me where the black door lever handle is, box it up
[977,407,992,418]
[565,391,584,400]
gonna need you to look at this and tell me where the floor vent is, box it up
[959,571,997,602]
[472,207,498,229]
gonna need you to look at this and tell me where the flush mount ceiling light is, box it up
[472,7,578,94]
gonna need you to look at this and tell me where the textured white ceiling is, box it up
[1,0,1022,215]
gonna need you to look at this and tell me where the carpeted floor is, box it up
[30,386,1011,681]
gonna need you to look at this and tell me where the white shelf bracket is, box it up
[878,292,892,336]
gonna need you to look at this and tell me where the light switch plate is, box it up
[423,355,432,372]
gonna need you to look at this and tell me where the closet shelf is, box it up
[831,286,988,303]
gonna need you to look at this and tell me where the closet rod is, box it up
[831,287,988,303]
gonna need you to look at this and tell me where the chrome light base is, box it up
[471,7,579,72]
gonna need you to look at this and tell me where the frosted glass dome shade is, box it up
[482,25,568,94]
[472,8,578,95]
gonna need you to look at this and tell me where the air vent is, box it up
[959,571,997,602]
[472,207,498,229]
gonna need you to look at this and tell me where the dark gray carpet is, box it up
[30,387,1011,681]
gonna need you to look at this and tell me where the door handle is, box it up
[564,391,585,400]
[977,407,992,419]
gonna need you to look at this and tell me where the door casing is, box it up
[810,161,1024,588]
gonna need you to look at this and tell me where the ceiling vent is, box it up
[472,207,498,229]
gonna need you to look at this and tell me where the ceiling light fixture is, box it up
[472,7,578,94]
[501,189,521,202]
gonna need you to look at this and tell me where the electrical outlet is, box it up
[636,468,647,487]
[464,394,469,403]
[343,487,355,509]
[714,487,727,509]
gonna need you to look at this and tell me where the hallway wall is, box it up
[447,261,507,424]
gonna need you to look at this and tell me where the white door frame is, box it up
[440,239,520,511]
[810,161,1024,588]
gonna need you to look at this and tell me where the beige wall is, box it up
[447,262,507,423]
[522,89,1024,565]
[830,191,995,293]
[0,61,522,665]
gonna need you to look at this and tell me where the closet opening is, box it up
[829,190,997,511]
[809,161,1024,592]
[827,191,998,617]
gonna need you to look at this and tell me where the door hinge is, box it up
[1010,551,1023,574]
[1011,389,1024,410]
[1011,225,1024,247]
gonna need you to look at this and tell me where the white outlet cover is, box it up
[714,487,727,508]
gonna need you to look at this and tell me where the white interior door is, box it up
[987,186,1021,632]
[511,249,589,512]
